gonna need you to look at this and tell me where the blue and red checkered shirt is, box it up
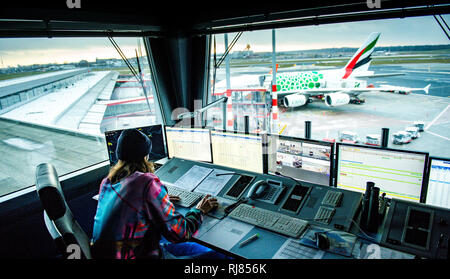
[92,171,203,259]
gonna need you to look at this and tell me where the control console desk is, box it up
[154,158,449,259]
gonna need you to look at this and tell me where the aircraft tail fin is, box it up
[424,84,431,94]
[342,32,380,79]
[269,63,279,75]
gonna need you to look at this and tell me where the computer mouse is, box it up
[210,201,219,212]
[315,232,330,250]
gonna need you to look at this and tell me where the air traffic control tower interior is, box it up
[0,1,449,261]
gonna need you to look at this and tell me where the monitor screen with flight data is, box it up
[211,131,264,174]
[336,143,428,203]
[426,157,450,209]
[165,126,212,162]
[105,124,166,166]
[267,135,334,186]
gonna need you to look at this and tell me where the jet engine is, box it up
[282,94,308,108]
[324,93,350,107]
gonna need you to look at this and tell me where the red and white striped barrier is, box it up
[271,83,279,133]
[226,89,234,130]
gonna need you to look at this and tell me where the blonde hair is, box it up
[107,157,155,184]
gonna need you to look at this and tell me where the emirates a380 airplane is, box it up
[213,32,430,108]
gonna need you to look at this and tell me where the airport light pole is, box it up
[225,34,231,90]
[224,34,234,132]
[271,29,278,134]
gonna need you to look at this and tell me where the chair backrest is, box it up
[35,163,92,259]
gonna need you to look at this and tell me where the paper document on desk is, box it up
[194,168,233,196]
[199,217,254,250]
[273,238,325,259]
[173,165,213,191]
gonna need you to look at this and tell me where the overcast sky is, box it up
[1,15,449,67]
[214,15,450,52]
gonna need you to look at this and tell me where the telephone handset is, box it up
[224,180,282,214]
[246,180,269,200]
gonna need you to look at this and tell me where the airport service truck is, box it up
[413,121,425,132]
[365,134,381,146]
[393,131,412,145]
[405,126,421,139]
[339,131,360,144]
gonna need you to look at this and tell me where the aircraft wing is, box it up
[353,73,405,78]
[379,84,431,94]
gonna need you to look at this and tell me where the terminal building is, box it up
[0,0,449,264]
[0,68,89,112]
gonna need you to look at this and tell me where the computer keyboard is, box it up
[165,185,204,208]
[228,203,308,238]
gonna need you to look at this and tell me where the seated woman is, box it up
[91,128,224,259]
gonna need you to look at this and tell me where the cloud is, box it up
[0,37,138,52]
[1,16,448,67]
[213,16,450,52]
[0,37,143,67]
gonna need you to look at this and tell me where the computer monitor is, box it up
[267,135,334,186]
[211,130,264,173]
[336,143,428,203]
[425,157,450,209]
[104,124,166,166]
[164,126,212,162]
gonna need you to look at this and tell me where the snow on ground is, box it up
[0,69,83,88]
[2,71,110,126]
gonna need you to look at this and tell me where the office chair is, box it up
[35,163,92,259]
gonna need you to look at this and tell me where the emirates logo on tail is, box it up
[342,32,380,79]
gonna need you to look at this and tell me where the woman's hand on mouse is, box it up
[195,194,219,214]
